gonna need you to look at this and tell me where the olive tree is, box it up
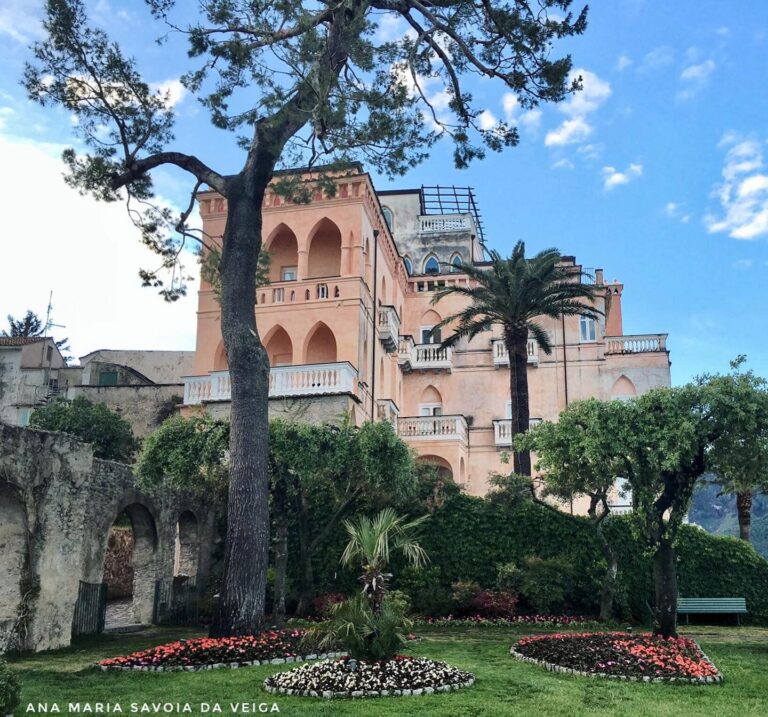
[26,0,588,634]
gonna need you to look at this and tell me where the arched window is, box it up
[382,206,394,231]
[424,255,440,275]
[450,253,463,272]
[403,256,413,275]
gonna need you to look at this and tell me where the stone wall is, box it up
[67,384,184,438]
[0,422,215,653]
[80,350,195,385]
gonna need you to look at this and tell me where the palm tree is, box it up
[341,508,429,611]
[432,242,601,476]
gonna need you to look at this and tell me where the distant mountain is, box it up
[688,476,768,558]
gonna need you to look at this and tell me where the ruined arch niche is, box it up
[420,385,443,405]
[265,223,299,282]
[416,454,453,481]
[0,483,27,627]
[263,325,293,367]
[174,511,199,578]
[213,340,228,371]
[307,218,342,278]
[304,322,338,364]
[611,375,637,400]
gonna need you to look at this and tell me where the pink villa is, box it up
[184,165,671,500]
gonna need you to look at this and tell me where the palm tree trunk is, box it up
[506,334,531,476]
[736,491,753,542]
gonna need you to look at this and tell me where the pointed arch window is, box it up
[424,256,440,275]
[403,256,413,275]
[450,254,463,272]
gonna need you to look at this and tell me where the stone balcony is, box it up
[604,334,668,354]
[376,398,400,427]
[377,305,400,352]
[398,415,468,444]
[183,362,358,405]
[418,213,475,234]
[491,338,539,366]
[493,418,542,447]
[397,337,452,372]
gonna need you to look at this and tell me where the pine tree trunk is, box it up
[736,491,752,543]
[295,492,315,617]
[273,515,288,627]
[596,521,618,622]
[653,539,678,638]
[210,175,271,636]
[506,333,531,476]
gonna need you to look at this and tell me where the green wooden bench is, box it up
[677,597,747,625]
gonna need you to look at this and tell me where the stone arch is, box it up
[0,483,27,628]
[307,218,342,278]
[304,322,338,364]
[420,309,442,343]
[263,325,293,366]
[403,256,413,275]
[213,340,228,371]
[611,375,637,400]
[423,254,440,275]
[420,385,443,404]
[264,223,298,282]
[382,206,394,231]
[174,511,199,578]
[450,252,463,272]
[421,309,442,326]
[416,455,453,481]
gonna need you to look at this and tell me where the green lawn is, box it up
[8,624,768,716]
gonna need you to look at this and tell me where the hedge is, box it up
[292,493,768,623]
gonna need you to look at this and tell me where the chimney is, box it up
[605,280,624,336]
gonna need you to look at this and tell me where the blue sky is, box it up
[0,1,767,384]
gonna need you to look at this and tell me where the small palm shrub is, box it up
[310,593,413,661]
[0,658,20,716]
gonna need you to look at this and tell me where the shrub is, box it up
[451,580,481,615]
[0,658,20,715]
[469,589,518,618]
[495,562,523,593]
[310,593,412,661]
[521,556,574,614]
[395,565,453,616]
[312,592,347,617]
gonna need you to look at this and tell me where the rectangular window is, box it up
[419,404,442,416]
[420,326,441,344]
[579,315,597,342]
[99,371,118,386]
[273,287,285,303]
[281,266,297,281]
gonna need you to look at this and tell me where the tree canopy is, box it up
[31,395,139,462]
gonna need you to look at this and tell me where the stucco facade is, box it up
[183,167,671,498]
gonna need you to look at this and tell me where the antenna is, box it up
[43,291,66,338]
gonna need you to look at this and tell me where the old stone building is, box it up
[183,166,671,498]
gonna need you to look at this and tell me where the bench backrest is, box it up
[677,597,747,613]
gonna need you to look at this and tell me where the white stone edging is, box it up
[263,677,475,699]
[509,644,723,685]
[98,651,346,672]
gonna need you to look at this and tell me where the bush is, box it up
[469,589,518,618]
[395,565,453,616]
[312,592,347,617]
[0,658,20,715]
[496,562,523,593]
[451,580,481,615]
[310,593,412,661]
[521,556,574,614]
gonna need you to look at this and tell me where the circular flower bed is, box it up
[511,632,722,683]
[264,655,475,698]
[98,629,343,672]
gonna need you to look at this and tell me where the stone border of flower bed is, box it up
[98,651,346,672]
[509,644,723,685]
[262,676,475,699]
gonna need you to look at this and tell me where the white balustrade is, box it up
[183,362,357,404]
[398,415,467,443]
[412,342,452,369]
[419,214,473,233]
[605,334,667,354]
[493,418,542,447]
[492,338,538,366]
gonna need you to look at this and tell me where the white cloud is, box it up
[0,131,197,358]
[478,110,497,131]
[553,158,574,170]
[602,163,643,191]
[544,69,610,148]
[545,116,592,147]
[0,107,15,131]
[519,108,542,132]
[677,59,715,101]
[638,46,674,73]
[706,134,768,240]
[578,143,604,161]
[375,13,404,42]
[665,202,691,223]
[502,94,519,122]
[150,79,188,109]
[0,0,43,43]
[732,259,753,270]
[616,55,632,71]
[501,94,541,133]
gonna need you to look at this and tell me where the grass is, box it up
[8,624,768,716]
